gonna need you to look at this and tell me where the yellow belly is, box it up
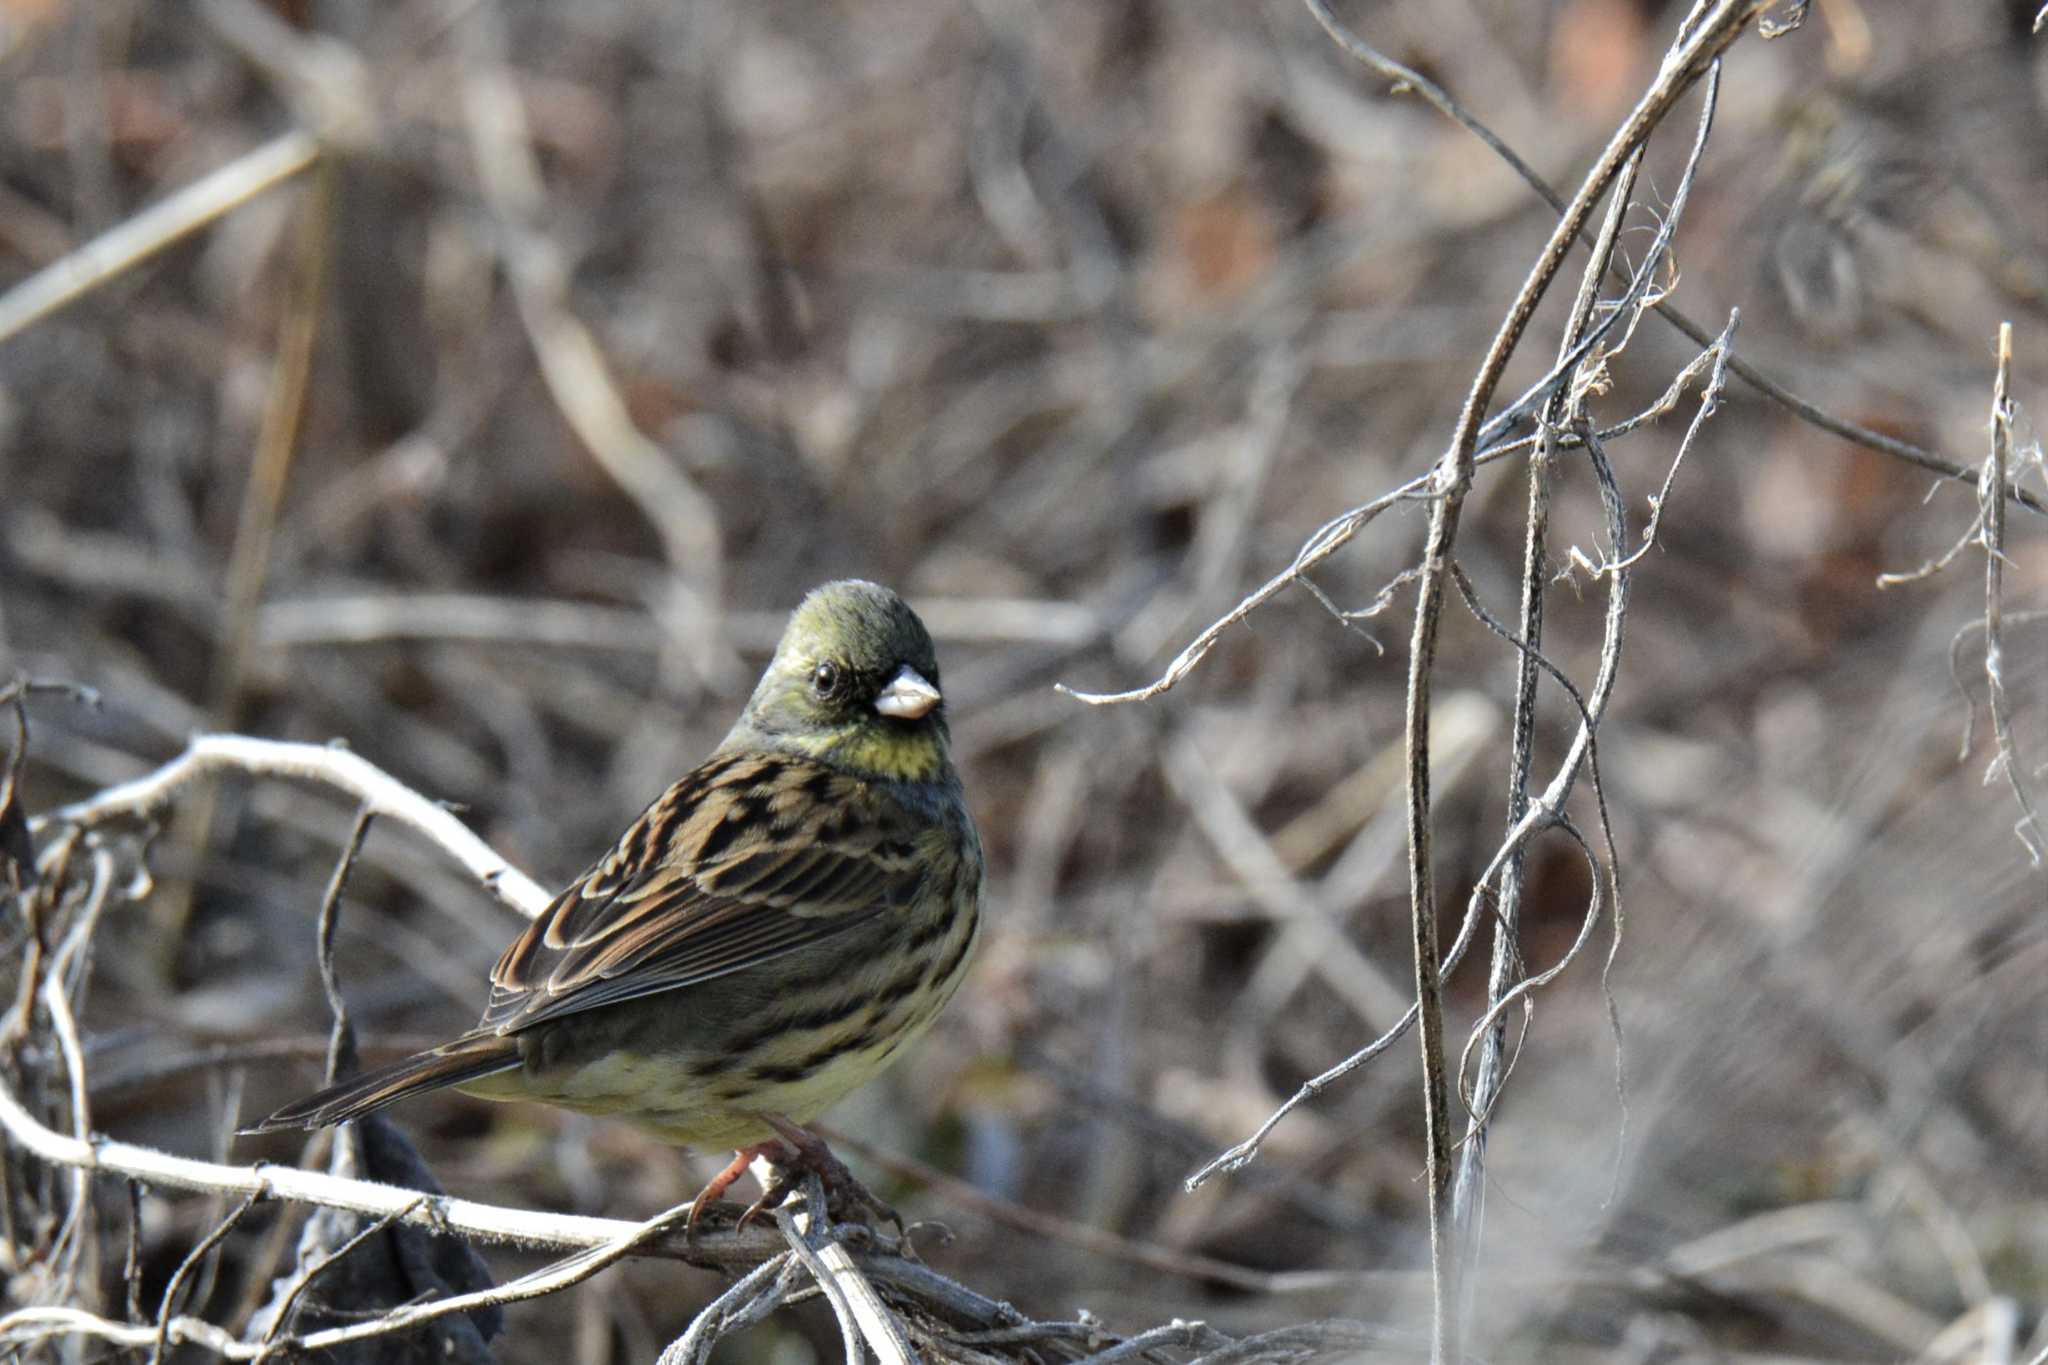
[454,924,970,1149]
[458,1010,941,1148]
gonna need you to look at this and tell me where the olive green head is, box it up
[727,580,951,780]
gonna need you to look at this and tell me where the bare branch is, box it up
[0,131,320,345]
[1449,119,1644,1334]
[152,1191,265,1364]
[1976,323,2044,866]
[657,1253,799,1364]
[1300,0,2045,521]
[34,734,551,917]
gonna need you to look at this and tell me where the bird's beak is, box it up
[873,665,941,720]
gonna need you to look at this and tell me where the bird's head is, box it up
[729,580,951,782]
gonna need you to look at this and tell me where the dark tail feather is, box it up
[241,1033,520,1135]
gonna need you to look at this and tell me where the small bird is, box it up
[249,581,984,1232]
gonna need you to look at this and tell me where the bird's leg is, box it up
[735,1113,903,1235]
[685,1140,783,1241]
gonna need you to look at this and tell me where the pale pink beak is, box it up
[873,665,941,720]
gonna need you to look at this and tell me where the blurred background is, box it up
[2,0,2045,1359]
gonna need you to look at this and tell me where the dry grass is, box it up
[2,0,2045,1360]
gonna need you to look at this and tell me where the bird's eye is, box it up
[810,661,842,698]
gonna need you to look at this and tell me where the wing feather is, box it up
[480,752,927,1034]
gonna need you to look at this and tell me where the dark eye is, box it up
[810,661,842,698]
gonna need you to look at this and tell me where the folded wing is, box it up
[480,752,928,1034]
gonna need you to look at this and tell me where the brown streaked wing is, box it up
[479,753,929,1035]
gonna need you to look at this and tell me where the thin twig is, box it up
[773,1171,915,1365]
[1396,8,1760,1351]
[41,848,119,1285]
[150,1190,265,1365]
[158,152,335,981]
[774,1187,864,1365]
[0,131,320,345]
[315,808,377,1084]
[1447,118,1644,1337]
[1181,359,1691,1208]
[0,1052,1114,1355]
[1059,15,1738,713]
[824,1126,1385,1296]
[656,1253,800,1365]
[124,1180,146,1323]
[1588,317,1738,578]
[254,1196,430,1356]
[34,734,550,916]
[0,1026,729,1255]
[1977,323,2043,866]
[1297,0,2046,521]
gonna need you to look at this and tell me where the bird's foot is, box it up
[734,1114,903,1236]
[683,1143,776,1242]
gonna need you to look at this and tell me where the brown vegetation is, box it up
[2,0,2045,1360]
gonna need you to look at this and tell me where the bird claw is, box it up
[742,1117,903,1235]
[733,1158,902,1237]
[682,1142,769,1244]
[688,1119,901,1239]
[733,1170,789,1232]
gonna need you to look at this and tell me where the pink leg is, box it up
[736,1114,902,1233]
[686,1139,784,1240]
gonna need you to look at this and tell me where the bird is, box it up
[247,580,984,1234]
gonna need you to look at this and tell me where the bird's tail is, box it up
[241,1032,521,1134]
